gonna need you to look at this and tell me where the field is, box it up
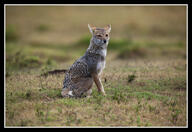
[5,6,187,127]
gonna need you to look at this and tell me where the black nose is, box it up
[104,40,106,43]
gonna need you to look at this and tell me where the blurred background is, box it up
[6,6,186,71]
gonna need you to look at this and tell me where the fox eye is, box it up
[96,35,102,37]
[105,34,108,37]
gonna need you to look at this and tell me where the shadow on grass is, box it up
[6,50,57,73]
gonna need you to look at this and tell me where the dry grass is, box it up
[6,56,186,127]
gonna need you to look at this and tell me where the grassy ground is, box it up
[5,6,187,127]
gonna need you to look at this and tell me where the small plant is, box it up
[129,116,134,124]
[128,72,136,83]
[92,91,106,106]
[35,103,46,123]
[20,119,31,126]
[111,87,126,104]
[6,71,12,77]
[35,107,44,117]
[46,89,61,99]
[164,98,177,106]
[57,107,62,114]
[8,111,15,120]
[144,122,152,127]
[136,116,141,126]
[65,111,77,126]
[134,100,142,113]
[171,108,181,124]
[61,98,79,107]
[148,105,155,112]
[40,65,52,77]
[20,56,42,68]
[25,90,32,99]
[46,58,56,66]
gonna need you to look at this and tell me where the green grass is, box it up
[6,68,186,126]
[5,37,186,126]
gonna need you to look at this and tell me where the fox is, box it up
[61,24,111,98]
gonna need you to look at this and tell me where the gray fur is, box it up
[61,25,110,98]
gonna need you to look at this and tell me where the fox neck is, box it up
[87,38,108,57]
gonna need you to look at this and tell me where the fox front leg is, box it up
[92,73,106,96]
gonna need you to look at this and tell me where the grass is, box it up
[5,41,186,126]
[5,6,187,127]
[6,25,19,42]
[5,39,186,126]
[36,24,50,32]
[5,55,186,126]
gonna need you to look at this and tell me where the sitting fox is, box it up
[61,24,111,98]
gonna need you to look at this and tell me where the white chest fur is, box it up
[97,61,105,75]
[97,49,107,75]
[101,48,107,57]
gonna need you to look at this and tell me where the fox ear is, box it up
[105,24,111,33]
[88,24,96,34]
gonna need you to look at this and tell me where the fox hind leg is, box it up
[62,77,93,98]
[61,88,71,98]
[85,86,93,98]
[72,77,93,98]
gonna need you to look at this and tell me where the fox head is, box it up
[88,24,111,47]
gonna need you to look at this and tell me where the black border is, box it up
[1,0,191,4]
[1,1,4,129]
[188,2,191,129]
[1,0,191,129]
